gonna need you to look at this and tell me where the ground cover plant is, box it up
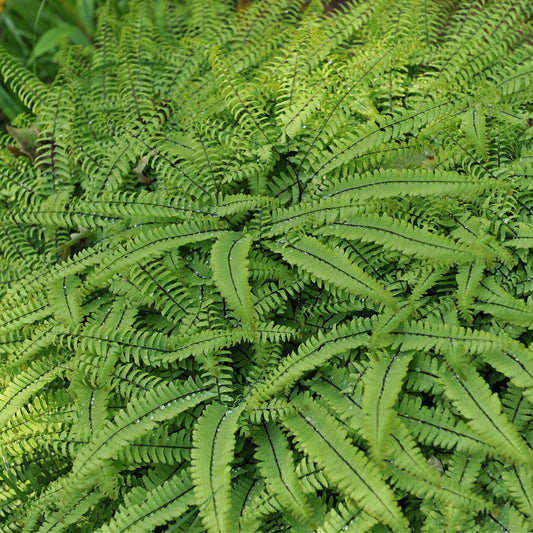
[0,0,532,531]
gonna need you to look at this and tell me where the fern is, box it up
[282,394,409,531]
[211,231,257,329]
[191,403,244,533]
[0,0,532,530]
[252,420,320,529]
[361,352,412,460]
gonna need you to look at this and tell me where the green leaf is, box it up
[248,318,373,409]
[456,262,485,322]
[211,232,257,328]
[441,367,533,466]
[361,353,413,460]
[272,235,398,310]
[191,403,244,533]
[252,421,320,529]
[462,107,488,160]
[68,378,214,490]
[47,275,83,326]
[323,213,480,264]
[283,395,409,532]
[75,0,96,36]
[501,465,533,517]
[31,25,77,61]
[317,501,377,533]
[102,470,195,533]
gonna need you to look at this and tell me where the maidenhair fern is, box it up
[0,0,532,531]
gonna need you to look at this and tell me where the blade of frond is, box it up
[502,383,533,431]
[116,427,191,465]
[84,219,222,289]
[237,481,276,533]
[271,235,398,310]
[478,503,533,533]
[506,222,533,248]
[462,107,488,160]
[158,329,254,364]
[0,46,48,112]
[322,213,482,263]
[191,403,244,533]
[46,275,83,326]
[386,418,489,511]
[441,367,533,466]
[316,168,501,201]
[211,232,257,328]
[0,356,63,428]
[456,261,485,322]
[212,193,275,218]
[501,465,533,518]
[313,374,488,510]
[474,278,533,328]
[361,352,413,460]
[395,321,533,405]
[247,317,374,409]
[252,421,319,529]
[52,378,215,509]
[101,470,195,533]
[282,394,408,532]
[308,99,459,182]
[316,501,377,533]
[398,396,490,455]
[210,48,274,141]
[37,490,104,533]
[0,293,51,337]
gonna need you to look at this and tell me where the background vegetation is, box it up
[0,0,130,124]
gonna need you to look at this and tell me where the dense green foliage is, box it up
[0,0,532,530]
[0,0,120,122]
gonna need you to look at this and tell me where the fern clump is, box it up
[0,0,532,531]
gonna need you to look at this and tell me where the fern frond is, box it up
[313,369,488,510]
[456,261,485,322]
[361,352,412,460]
[283,394,409,532]
[101,469,195,533]
[0,355,64,428]
[322,213,482,263]
[46,275,83,326]
[210,48,274,142]
[317,501,377,533]
[441,367,533,466]
[247,317,373,408]
[462,107,489,161]
[315,168,503,201]
[191,403,244,533]
[211,232,257,328]
[46,378,215,515]
[117,427,191,465]
[252,420,320,529]
[84,219,222,290]
[0,47,47,112]
[398,395,490,455]
[236,480,275,533]
[271,235,398,309]
[475,277,533,328]
[479,502,533,533]
[501,465,533,518]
